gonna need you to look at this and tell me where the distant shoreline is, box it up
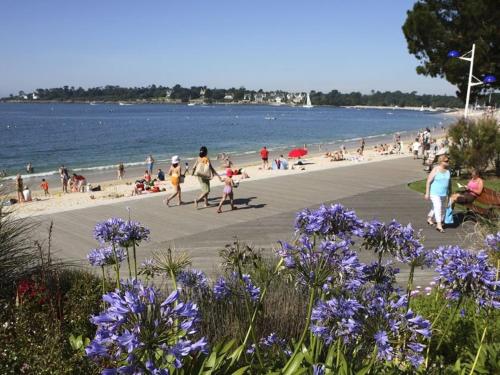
[0,100,459,112]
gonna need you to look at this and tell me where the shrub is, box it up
[448,117,499,175]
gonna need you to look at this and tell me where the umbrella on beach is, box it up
[288,148,308,158]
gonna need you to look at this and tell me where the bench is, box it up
[463,187,500,218]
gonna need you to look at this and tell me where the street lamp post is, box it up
[447,44,496,119]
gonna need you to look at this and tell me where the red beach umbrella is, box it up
[288,148,308,158]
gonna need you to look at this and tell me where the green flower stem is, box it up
[240,259,283,355]
[132,242,138,279]
[125,246,132,278]
[111,244,120,289]
[424,301,448,368]
[406,264,416,311]
[469,325,487,375]
[336,337,341,369]
[235,263,264,368]
[101,266,106,309]
[436,298,463,351]
[283,286,316,372]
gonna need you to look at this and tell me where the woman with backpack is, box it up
[191,146,222,208]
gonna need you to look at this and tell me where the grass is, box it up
[408,176,500,195]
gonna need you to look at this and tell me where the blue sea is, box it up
[0,103,451,178]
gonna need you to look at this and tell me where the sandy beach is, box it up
[2,127,448,218]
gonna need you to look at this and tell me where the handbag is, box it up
[194,160,211,179]
[444,205,454,225]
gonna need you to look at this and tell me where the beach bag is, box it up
[444,205,454,225]
[180,174,185,184]
[194,160,211,179]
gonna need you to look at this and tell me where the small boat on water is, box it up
[264,116,277,120]
[89,101,97,106]
[303,93,313,108]
[187,103,196,106]
[118,102,132,106]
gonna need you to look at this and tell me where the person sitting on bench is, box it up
[450,168,483,206]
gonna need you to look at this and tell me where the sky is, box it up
[0,0,457,97]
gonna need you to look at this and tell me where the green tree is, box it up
[448,117,499,175]
[402,0,499,101]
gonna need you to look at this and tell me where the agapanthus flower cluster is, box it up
[139,258,156,278]
[94,217,128,244]
[433,246,500,309]
[311,291,431,368]
[278,236,365,290]
[87,246,126,267]
[363,261,400,295]
[119,220,150,247]
[247,332,291,356]
[362,220,431,266]
[86,279,208,373]
[177,269,209,290]
[213,272,260,302]
[295,204,364,239]
[485,232,500,252]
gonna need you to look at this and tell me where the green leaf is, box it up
[355,364,373,375]
[231,365,250,375]
[325,344,336,368]
[284,352,304,375]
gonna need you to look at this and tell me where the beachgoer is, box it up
[412,138,421,159]
[191,146,222,208]
[157,168,165,181]
[59,165,69,193]
[26,162,33,174]
[164,156,185,206]
[146,154,155,174]
[360,138,365,155]
[143,170,152,184]
[23,186,32,202]
[118,162,125,180]
[40,179,49,196]
[449,168,483,206]
[260,146,269,170]
[16,174,24,203]
[425,155,451,233]
[72,174,87,192]
[217,169,237,213]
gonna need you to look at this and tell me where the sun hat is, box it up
[226,168,233,177]
[171,155,180,164]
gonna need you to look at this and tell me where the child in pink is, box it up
[217,169,237,213]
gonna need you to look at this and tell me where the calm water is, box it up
[0,103,450,177]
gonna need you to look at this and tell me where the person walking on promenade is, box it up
[145,154,155,174]
[217,169,237,213]
[425,155,451,233]
[16,174,24,203]
[260,146,269,170]
[117,162,125,180]
[164,155,185,206]
[59,165,69,193]
[192,146,222,208]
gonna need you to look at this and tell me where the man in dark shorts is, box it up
[260,146,269,170]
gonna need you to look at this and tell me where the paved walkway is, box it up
[35,157,464,284]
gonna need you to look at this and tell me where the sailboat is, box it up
[303,93,313,108]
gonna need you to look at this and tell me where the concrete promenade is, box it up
[35,157,463,284]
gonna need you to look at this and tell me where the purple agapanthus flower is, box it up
[87,246,126,267]
[94,217,127,244]
[295,204,364,239]
[311,288,430,369]
[433,246,500,309]
[86,279,207,371]
[213,273,260,302]
[278,236,365,290]
[213,277,230,300]
[485,232,500,252]
[362,220,431,266]
[313,364,326,375]
[177,269,209,290]
[120,221,150,247]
